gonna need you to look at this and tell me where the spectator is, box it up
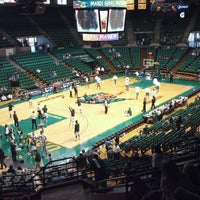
[76,151,87,176]
[107,146,114,160]
[35,150,41,170]
[0,148,7,169]
[105,139,112,152]
[125,107,132,117]
[142,97,147,112]
[123,161,135,176]
[10,140,17,162]
[7,94,12,100]
[113,143,121,160]
[46,43,50,52]
[156,109,163,121]
[170,71,174,83]
[131,149,140,160]
[176,115,182,131]
[160,159,199,200]
[130,175,149,200]
[141,125,149,135]
[115,135,120,145]
[4,124,10,140]
[48,153,53,165]
[89,154,108,188]
[151,95,156,109]
[66,156,77,177]
[174,187,200,200]
[183,162,198,186]
[152,144,163,169]
[36,69,41,73]
[7,165,16,174]
[2,94,7,101]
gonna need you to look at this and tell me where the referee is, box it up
[31,111,37,130]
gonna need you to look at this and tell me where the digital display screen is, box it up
[107,9,126,32]
[100,10,108,32]
[75,9,100,33]
[75,8,126,33]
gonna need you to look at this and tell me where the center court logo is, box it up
[80,92,163,104]
[80,91,133,104]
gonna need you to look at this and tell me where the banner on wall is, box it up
[73,0,127,9]
[82,33,119,41]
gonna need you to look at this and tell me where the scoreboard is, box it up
[73,0,127,42]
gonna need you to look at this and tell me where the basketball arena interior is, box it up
[0,0,200,199]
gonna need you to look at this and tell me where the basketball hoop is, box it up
[143,59,154,68]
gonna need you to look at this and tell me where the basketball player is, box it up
[69,106,75,127]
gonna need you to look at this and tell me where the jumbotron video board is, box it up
[73,0,127,42]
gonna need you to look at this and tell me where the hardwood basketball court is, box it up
[0,75,195,162]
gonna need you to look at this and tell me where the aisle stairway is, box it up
[126,15,135,45]
[97,49,117,73]
[153,19,162,43]
[173,48,193,73]
[41,183,88,200]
